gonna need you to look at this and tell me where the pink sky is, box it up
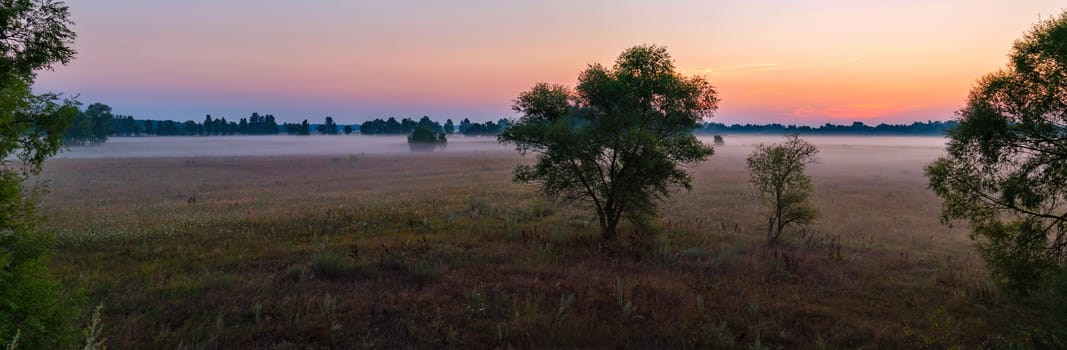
[33,1,1067,124]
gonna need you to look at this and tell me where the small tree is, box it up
[746,135,819,246]
[500,45,718,240]
[343,125,353,135]
[713,134,724,146]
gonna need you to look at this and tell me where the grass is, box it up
[32,145,1052,348]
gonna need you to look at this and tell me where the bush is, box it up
[0,173,80,348]
[311,253,364,280]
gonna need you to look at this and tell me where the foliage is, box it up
[316,116,339,135]
[311,253,364,280]
[1,0,82,347]
[0,0,76,78]
[713,134,724,145]
[500,45,717,239]
[746,135,819,245]
[925,12,1067,304]
[63,102,110,145]
[459,118,508,135]
[407,125,446,144]
[140,112,279,136]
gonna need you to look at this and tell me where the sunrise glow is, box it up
[33,0,1066,124]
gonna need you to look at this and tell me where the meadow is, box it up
[34,136,1036,348]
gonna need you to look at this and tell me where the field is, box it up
[34,136,1036,348]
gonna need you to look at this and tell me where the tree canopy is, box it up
[500,45,717,240]
[926,12,1067,298]
[1,0,81,347]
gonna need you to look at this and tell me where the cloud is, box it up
[791,103,903,119]
[686,63,784,76]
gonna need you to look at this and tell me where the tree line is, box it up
[360,116,510,135]
[66,104,958,148]
[701,120,958,135]
[63,105,519,145]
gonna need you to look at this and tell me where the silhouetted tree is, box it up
[459,118,471,134]
[65,102,111,145]
[343,125,353,134]
[926,12,1067,303]
[318,116,339,135]
[444,118,454,134]
[500,45,717,240]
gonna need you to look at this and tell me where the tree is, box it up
[459,118,471,134]
[444,118,454,134]
[1,0,81,347]
[203,114,214,135]
[318,116,338,135]
[86,102,110,143]
[926,12,1067,298]
[746,135,819,246]
[343,125,353,135]
[500,45,717,240]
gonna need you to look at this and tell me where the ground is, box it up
[34,141,1034,349]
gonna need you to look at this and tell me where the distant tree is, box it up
[713,135,724,145]
[64,102,111,145]
[318,116,339,135]
[459,118,471,134]
[444,118,454,133]
[203,114,214,135]
[926,12,1067,301]
[386,117,401,133]
[1,0,82,347]
[746,135,819,246]
[144,119,154,135]
[343,125,353,135]
[182,120,197,135]
[408,125,446,143]
[408,125,446,152]
[500,45,717,240]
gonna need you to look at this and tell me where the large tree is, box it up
[500,45,717,240]
[1,0,81,347]
[926,12,1067,298]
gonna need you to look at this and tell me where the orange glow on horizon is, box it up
[32,1,1067,124]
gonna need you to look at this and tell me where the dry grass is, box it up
[33,144,1028,349]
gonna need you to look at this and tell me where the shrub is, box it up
[311,253,364,280]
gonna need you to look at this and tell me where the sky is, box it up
[33,1,1067,125]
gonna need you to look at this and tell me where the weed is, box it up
[555,293,575,326]
[689,321,735,349]
[615,278,642,320]
[748,337,770,350]
[903,307,960,350]
[82,304,106,350]
[682,246,709,259]
[311,253,364,280]
[287,265,306,283]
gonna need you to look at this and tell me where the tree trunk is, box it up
[597,212,614,240]
[597,209,622,240]
[766,217,775,246]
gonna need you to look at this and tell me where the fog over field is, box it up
[53,134,947,162]
[50,135,949,184]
